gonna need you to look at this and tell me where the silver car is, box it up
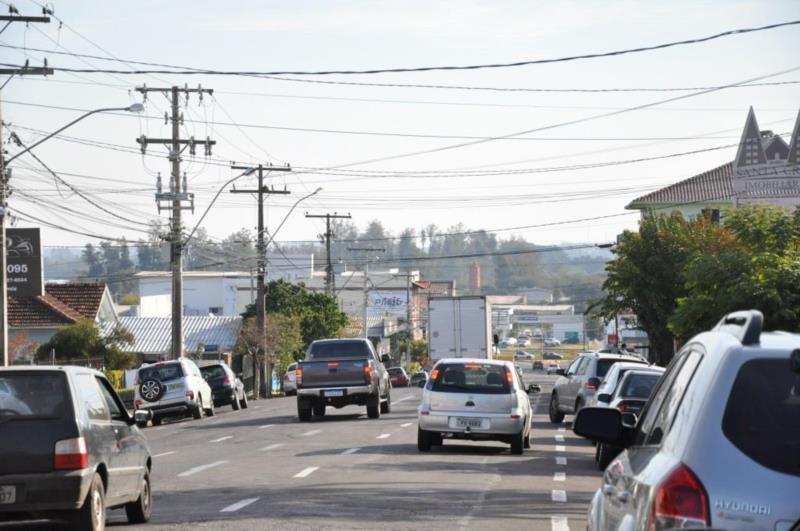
[134,359,215,425]
[588,362,663,408]
[575,310,800,530]
[417,358,533,455]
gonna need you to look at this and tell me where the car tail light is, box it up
[430,369,439,381]
[585,377,601,390]
[327,362,339,367]
[617,403,626,413]
[364,365,373,384]
[223,378,231,386]
[295,367,303,387]
[135,399,142,409]
[54,437,88,470]
[283,374,289,381]
[186,390,195,400]
[649,464,710,530]
[505,369,514,383]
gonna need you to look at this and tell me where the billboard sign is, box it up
[6,228,43,297]
[368,290,407,318]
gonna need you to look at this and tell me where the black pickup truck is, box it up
[296,338,392,421]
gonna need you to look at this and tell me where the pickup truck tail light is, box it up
[585,377,601,391]
[54,437,88,470]
[364,365,373,384]
[186,390,195,400]
[295,367,303,387]
[648,464,709,530]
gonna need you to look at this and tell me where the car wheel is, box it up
[71,473,105,531]
[380,391,391,414]
[523,431,531,449]
[239,392,248,409]
[192,398,203,420]
[417,427,432,452]
[125,471,152,524]
[232,393,241,411]
[549,393,565,424]
[204,396,215,417]
[297,400,312,422]
[313,402,326,417]
[366,394,381,419]
[510,428,525,455]
[151,416,162,427]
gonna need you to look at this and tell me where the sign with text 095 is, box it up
[6,228,43,297]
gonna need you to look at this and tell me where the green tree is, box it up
[35,320,135,369]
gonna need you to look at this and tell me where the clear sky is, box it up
[2,0,799,251]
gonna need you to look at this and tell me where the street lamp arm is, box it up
[183,168,257,245]
[6,104,143,164]
[263,187,322,249]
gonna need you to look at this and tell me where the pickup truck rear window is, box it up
[309,341,370,360]
[0,372,69,419]
[722,358,800,477]
[432,363,511,395]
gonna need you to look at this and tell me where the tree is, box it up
[82,244,104,277]
[237,314,304,377]
[9,333,38,364]
[35,320,135,369]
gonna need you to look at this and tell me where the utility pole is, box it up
[136,85,214,359]
[348,248,385,339]
[392,271,416,370]
[0,10,51,367]
[230,163,291,399]
[305,212,351,295]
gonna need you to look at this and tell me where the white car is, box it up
[504,337,518,346]
[418,358,534,454]
[544,338,561,347]
[134,359,214,425]
[587,361,662,407]
[283,362,298,395]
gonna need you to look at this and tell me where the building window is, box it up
[209,306,222,316]
[701,208,720,224]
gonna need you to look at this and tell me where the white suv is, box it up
[134,359,214,425]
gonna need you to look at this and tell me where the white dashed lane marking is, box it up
[555,445,566,452]
[400,422,413,428]
[555,434,565,442]
[259,443,284,452]
[258,424,274,429]
[152,451,175,458]
[551,490,568,503]
[210,436,233,443]
[556,457,567,465]
[551,516,570,531]
[341,448,361,455]
[177,460,228,478]
[293,467,319,478]
[302,429,321,437]
[376,433,391,439]
[553,472,566,482]
[220,498,259,513]
[557,427,566,432]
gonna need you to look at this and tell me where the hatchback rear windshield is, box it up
[309,341,370,360]
[0,372,69,419]
[388,368,404,376]
[138,363,184,383]
[431,363,511,395]
[200,365,226,379]
[722,358,800,477]
[619,372,660,399]
[597,358,646,378]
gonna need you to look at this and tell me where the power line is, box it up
[3,20,799,76]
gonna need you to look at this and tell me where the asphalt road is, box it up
[13,368,602,530]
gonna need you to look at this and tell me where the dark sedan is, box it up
[542,351,563,360]
[200,362,248,410]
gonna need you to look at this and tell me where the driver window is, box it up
[576,357,590,376]
[567,358,582,375]
[96,377,125,421]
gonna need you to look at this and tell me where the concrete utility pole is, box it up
[392,271,416,369]
[0,11,52,366]
[347,248,385,339]
[230,163,291,399]
[136,85,214,359]
[305,212,351,295]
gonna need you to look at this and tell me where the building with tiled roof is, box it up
[627,107,800,219]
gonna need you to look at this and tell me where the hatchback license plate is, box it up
[455,417,485,428]
[0,486,15,504]
[324,390,344,397]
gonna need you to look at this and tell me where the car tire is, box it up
[232,393,241,411]
[192,399,203,420]
[313,402,326,417]
[597,443,616,470]
[298,402,312,422]
[204,396,215,417]
[380,391,391,414]
[366,393,381,419]
[510,428,525,455]
[549,393,565,424]
[574,398,584,417]
[71,473,105,531]
[125,471,152,524]
[523,431,531,449]
[417,427,432,452]
[239,392,248,409]
[151,416,162,427]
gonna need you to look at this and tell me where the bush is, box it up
[104,369,124,390]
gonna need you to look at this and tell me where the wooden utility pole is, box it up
[0,11,52,366]
[136,85,214,359]
[305,212,351,295]
[230,163,291,398]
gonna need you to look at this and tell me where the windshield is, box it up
[139,363,185,383]
[309,341,371,360]
[0,372,69,419]
[431,363,511,395]
[619,372,660,398]
[200,365,226,379]
[597,358,645,378]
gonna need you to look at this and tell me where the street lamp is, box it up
[0,102,145,366]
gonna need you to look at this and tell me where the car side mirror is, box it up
[556,368,566,376]
[380,354,391,365]
[573,407,627,446]
[527,384,541,394]
[133,409,153,427]
[596,393,612,404]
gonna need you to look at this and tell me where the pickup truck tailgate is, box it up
[300,359,367,388]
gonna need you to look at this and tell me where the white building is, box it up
[493,304,585,343]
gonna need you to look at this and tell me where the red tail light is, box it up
[430,369,439,381]
[186,390,194,400]
[223,378,231,386]
[649,464,709,530]
[295,367,303,387]
[327,362,339,367]
[135,399,142,409]
[54,437,88,470]
[585,377,601,391]
[617,403,626,413]
[505,369,514,383]
[364,365,373,384]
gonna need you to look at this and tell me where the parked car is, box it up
[200,362,247,411]
[134,358,215,425]
[282,362,298,395]
[296,338,392,421]
[549,351,647,424]
[513,351,533,360]
[544,338,561,347]
[504,337,518,346]
[532,360,544,371]
[593,367,664,469]
[388,367,410,387]
[575,310,800,530]
[546,362,561,375]
[417,358,535,455]
[410,371,429,387]
[0,366,153,530]
[518,338,532,347]
[543,351,563,360]
[587,361,662,407]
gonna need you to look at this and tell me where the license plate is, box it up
[0,486,15,504]
[455,417,485,428]
[324,390,344,397]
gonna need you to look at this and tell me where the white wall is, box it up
[139,276,253,317]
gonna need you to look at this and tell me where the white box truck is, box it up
[428,296,493,361]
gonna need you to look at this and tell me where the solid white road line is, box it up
[210,436,233,443]
[393,396,413,403]
[302,429,321,437]
[293,466,319,478]
[556,457,567,465]
[341,448,361,455]
[258,424,274,429]
[400,422,413,428]
[178,460,228,478]
[376,433,391,439]
[220,498,259,513]
[259,443,285,452]
[555,445,566,452]
[555,434,565,442]
[552,490,568,503]
[551,516,570,531]
[553,472,566,482]
[152,451,176,458]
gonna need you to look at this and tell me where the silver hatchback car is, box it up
[575,310,800,530]
[417,358,533,454]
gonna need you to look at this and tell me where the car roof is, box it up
[312,338,368,344]
[0,365,103,376]
[607,361,656,371]
[435,358,510,367]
